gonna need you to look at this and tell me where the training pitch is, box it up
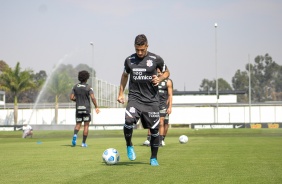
[1,128,282,184]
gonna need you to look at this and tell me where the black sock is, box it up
[82,135,87,143]
[163,135,166,141]
[124,125,133,146]
[74,129,79,135]
[159,135,163,143]
[150,129,159,159]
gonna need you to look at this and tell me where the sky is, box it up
[1,0,282,91]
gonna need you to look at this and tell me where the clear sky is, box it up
[1,0,281,91]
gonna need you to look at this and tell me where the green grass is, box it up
[1,128,282,184]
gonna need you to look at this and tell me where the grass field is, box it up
[1,128,282,184]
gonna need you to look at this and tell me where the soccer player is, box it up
[117,34,170,166]
[143,69,173,146]
[70,70,100,147]
[22,124,33,138]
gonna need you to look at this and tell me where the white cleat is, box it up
[143,140,150,146]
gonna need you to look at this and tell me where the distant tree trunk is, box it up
[14,96,18,131]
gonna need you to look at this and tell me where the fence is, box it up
[1,103,282,127]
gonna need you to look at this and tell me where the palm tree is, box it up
[0,62,35,127]
[48,71,72,124]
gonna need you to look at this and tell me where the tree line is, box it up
[1,53,281,105]
[199,53,282,102]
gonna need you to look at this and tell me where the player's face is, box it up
[135,44,148,58]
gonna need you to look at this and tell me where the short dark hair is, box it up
[134,34,148,46]
[78,70,90,82]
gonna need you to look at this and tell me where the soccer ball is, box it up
[179,135,188,144]
[102,148,120,165]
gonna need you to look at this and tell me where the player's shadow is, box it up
[60,144,76,147]
[101,161,147,166]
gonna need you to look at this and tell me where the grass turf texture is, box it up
[1,129,282,184]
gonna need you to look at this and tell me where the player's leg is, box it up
[82,122,90,147]
[143,129,151,146]
[163,114,169,144]
[81,114,91,147]
[26,130,33,138]
[72,113,82,146]
[149,127,160,166]
[22,130,28,138]
[159,108,166,146]
[124,102,139,160]
[141,104,160,166]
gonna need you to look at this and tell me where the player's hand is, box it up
[167,108,172,115]
[117,96,125,104]
[95,108,100,114]
[152,75,160,86]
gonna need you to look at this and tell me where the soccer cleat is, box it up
[81,143,88,147]
[72,134,77,146]
[150,158,159,166]
[127,146,136,161]
[162,140,165,146]
[143,140,150,146]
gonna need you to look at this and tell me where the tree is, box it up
[232,53,282,102]
[47,70,73,124]
[199,78,232,92]
[0,62,36,126]
[251,54,280,101]
[19,70,47,103]
[0,60,9,72]
[232,69,249,102]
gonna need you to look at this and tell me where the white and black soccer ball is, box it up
[102,148,120,165]
[179,135,188,144]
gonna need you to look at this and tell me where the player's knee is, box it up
[125,117,136,126]
[149,128,159,136]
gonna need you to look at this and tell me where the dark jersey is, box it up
[71,83,93,114]
[158,78,169,109]
[124,51,167,104]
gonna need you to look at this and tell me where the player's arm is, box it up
[166,79,173,115]
[70,93,76,101]
[117,71,129,104]
[90,93,100,114]
[152,67,170,86]
[159,68,170,82]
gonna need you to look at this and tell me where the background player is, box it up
[144,69,173,146]
[70,70,100,147]
[22,124,33,138]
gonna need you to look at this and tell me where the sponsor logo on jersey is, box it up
[133,75,152,80]
[146,60,153,67]
[133,68,146,71]
[77,106,86,109]
[132,68,152,81]
[77,84,86,87]
[149,56,156,59]
[129,56,135,60]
